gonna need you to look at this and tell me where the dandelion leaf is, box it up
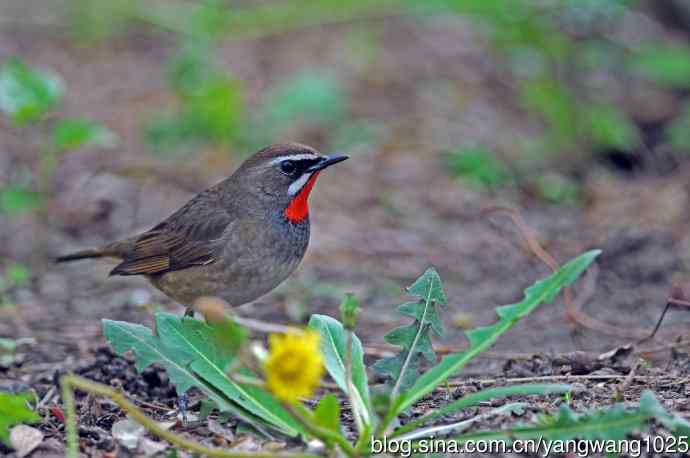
[371,267,446,391]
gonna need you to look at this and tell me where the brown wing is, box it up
[110,190,233,276]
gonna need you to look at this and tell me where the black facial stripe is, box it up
[280,157,322,177]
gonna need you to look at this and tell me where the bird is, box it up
[56,143,348,315]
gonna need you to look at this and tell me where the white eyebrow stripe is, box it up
[288,172,313,196]
[270,153,321,164]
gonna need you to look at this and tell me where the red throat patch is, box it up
[284,172,321,223]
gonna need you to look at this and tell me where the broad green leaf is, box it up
[631,46,690,88]
[153,314,301,437]
[443,391,677,448]
[0,59,63,124]
[308,314,372,427]
[0,392,39,444]
[0,185,43,214]
[52,119,117,153]
[447,147,510,188]
[394,250,600,415]
[392,383,572,437]
[314,393,341,434]
[103,313,301,437]
[371,267,446,392]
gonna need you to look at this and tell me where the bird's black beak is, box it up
[306,154,349,173]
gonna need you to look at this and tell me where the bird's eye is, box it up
[280,160,297,175]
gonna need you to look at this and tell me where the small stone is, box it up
[112,419,145,450]
[138,437,168,456]
[10,424,43,458]
[307,439,325,453]
[207,419,234,442]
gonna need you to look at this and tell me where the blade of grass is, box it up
[392,383,571,437]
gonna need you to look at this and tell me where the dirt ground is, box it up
[2,7,690,458]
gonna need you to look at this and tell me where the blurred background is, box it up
[1,0,690,372]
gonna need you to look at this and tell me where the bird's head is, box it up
[233,143,349,223]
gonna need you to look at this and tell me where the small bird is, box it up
[56,143,348,314]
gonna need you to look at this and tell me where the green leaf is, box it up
[667,102,690,153]
[394,250,600,415]
[0,185,43,214]
[631,45,690,88]
[340,293,359,331]
[584,104,639,151]
[0,392,39,444]
[371,267,446,392]
[262,72,345,128]
[393,383,572,437]
[447,147,509,188]
[52,119,117,153]
[444,390,679,449]
[0,58,63,124]
[520,78,576,143]
[314,393,341,434]
[308,314,372,427]
[103,313,302,437]
[534,173,579,205]
[5,262,30,287]
[147,74,244,150]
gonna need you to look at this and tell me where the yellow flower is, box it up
[264,330,324,403]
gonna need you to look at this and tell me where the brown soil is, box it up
[1,5,690,457]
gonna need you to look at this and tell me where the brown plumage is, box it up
[56,143,348,310]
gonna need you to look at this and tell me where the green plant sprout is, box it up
[0,262,31,305]
[0,392,39,445]
[53,250,636,457]
[0,58,117,214]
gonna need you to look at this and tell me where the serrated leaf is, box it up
[0,392,39,445]
[308,314,372,427]
[393,250,600,415]
[371,267,446,392]
[103,313,302,437]
[0,58,63,124]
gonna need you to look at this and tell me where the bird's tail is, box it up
[55,247,114,263]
